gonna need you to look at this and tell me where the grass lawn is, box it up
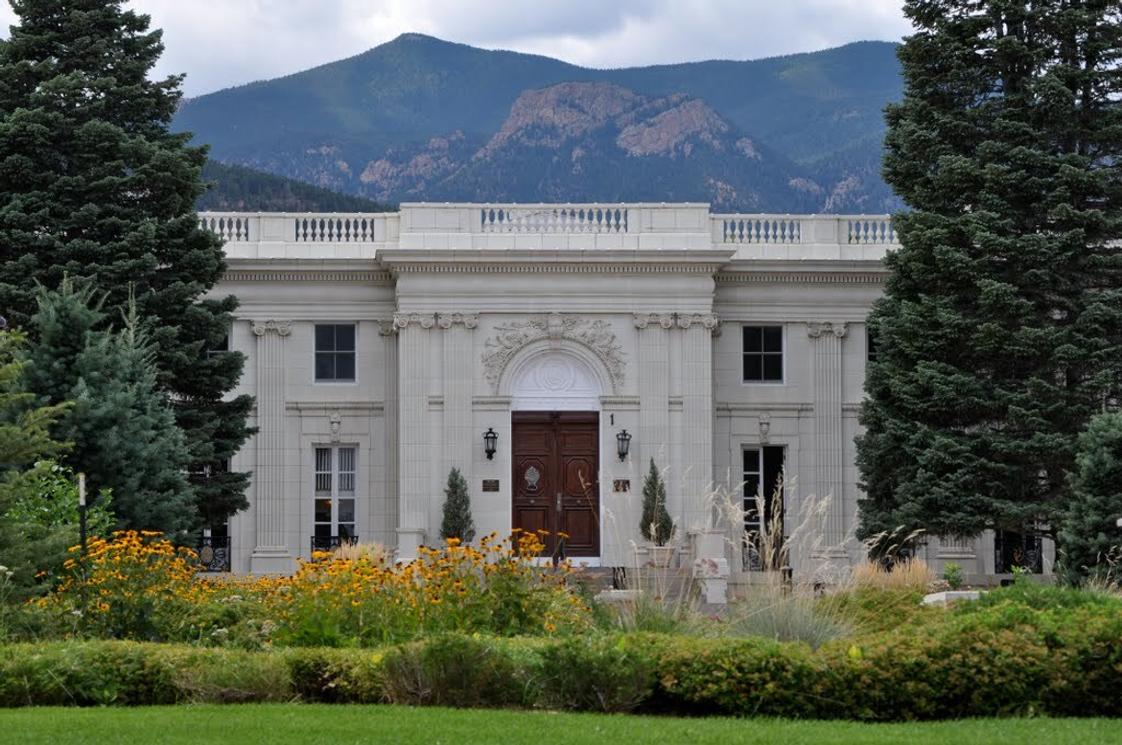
[0,705,1119,744]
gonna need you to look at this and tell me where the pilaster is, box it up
[440,313,478,503]
[808,321,848,555]
[250,319,293,573]
[676,313,718,531]
[394,312,434,559]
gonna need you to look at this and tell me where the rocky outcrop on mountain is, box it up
[175,34,904,212]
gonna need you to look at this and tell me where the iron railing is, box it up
[310,535,359,554]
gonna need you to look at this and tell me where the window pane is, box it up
[743,326,762,353]
[315,448,332,472]
[334,352,355,381]
[338,447,355,472]
[314,498,332,523]
[763,354,783,381]
[338,499,355,523]
[743,449,760,473]
[314,523,332,538]
[338,524,355,539]
[744,355,762,381]
[315,352,336,381]
[315,324,335,352]
[762,326,782,352]
[335,324,356,352]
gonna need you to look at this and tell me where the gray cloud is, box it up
[0,0,911,96]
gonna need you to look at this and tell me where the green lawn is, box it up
[0,705,1118,745]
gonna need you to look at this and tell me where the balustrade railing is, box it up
[480,204,629,234]
[293,214,390,242]
[712,214,897,246]
[718,215,801,244]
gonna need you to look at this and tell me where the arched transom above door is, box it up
[507,350,604,411]
[483,313,625,395]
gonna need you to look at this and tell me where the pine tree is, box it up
[640,459,674,546]
[856,2,1122,554]
[1057,413,1122,585]
[439,467,475,543]
[0,0,253,529]
[0,327,69,596]
[23,280,194,534]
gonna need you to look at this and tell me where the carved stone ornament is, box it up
[758,413,771,444]
[329,412,342,443]
[676,313,719,330]
[251,320,292,337]
[483,314,625,393]
[632,313,675,330]
[525,465,541,491]
[393,312,436,330]
[807,321,849,339]
[437,313,479,330]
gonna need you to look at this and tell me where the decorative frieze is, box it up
[482,314,625,393]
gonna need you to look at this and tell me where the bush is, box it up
[380,634,527,708]
[724,587,852,649]
[537,635,656,713]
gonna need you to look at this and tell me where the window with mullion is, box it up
[315,324,356,382]
[742,325,783,382]
[313,445,357,547]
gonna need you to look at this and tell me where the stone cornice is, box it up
[386,262,726,275]
[716,271,888,285]
[225,270,392,283]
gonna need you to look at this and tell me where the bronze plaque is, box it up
[482,479,500,493]
[613,479,630,493]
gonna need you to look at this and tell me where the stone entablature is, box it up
[200,203,898,262]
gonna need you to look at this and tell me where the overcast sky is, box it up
[1,1,912,97]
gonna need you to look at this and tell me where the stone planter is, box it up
[648,544,675,568]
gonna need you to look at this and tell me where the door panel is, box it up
[512,411,599,557]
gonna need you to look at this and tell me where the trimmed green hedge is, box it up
[2,592,1120,718]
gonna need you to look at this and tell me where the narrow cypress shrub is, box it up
[439,467,475,543]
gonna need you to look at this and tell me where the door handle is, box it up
[555,492,562,512]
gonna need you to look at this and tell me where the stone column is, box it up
[634,313,673,470]
[440,313,478,493]
[677,313,718,531]
[250,319,293,574]
[379,321,400,549]
[395,312,435,560]
[808,321,848,555]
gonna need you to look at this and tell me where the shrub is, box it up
[380,634,526,708]
[439,467,475,544]
[942,562,964,590]
[537,635,657,713]
[286,647,382,703]
[639,459,674,546]
[723,587,852,649]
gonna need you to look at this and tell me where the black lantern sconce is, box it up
[616,429,632,462]
[483,427,498,460]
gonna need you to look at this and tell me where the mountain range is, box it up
[176,33,904,213]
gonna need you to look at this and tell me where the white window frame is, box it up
[314,323,358,384]
[741,324,785,385]
[313,444,358,546]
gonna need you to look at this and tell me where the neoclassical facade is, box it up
[202,204,1051,581]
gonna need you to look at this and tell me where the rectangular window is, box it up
[866,326,878,363]
[315,324,356,382]
[206,329,231,358]
[743,445,785,570]
[742,325,783,382]
[312,445,358,552]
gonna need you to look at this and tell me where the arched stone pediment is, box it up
[505,348,604,411]
[483,314,625,395]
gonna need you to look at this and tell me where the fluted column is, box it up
[808,321,848,555]
[379,321,400,548]
[250,319,292,573]
[395,312,435,560]
[677,313,717,531]
[440,313,478,492]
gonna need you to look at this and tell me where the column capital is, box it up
[807,321,848,339]
[251,320,292,337]
[436,312,479,329]
[393,312,436,330]
[632,313,675,329]
[676,313,719,330]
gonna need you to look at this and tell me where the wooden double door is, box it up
[511,412,600,557]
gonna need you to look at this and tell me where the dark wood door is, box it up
[512,412,599,557]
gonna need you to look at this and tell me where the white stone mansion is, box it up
[202,203,1050,580]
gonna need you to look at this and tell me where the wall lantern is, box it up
[616,429,632,462]
[483,428,498,460]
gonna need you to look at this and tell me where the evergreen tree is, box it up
[639,459,674,546]
[439,467,475,543]
[0,0,253,529]
[23,280,194,534]
[0,327,69,597]
[1057,413,1122,585]
[857,1,1122,554]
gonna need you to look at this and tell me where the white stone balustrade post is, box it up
[250,319,293,573]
